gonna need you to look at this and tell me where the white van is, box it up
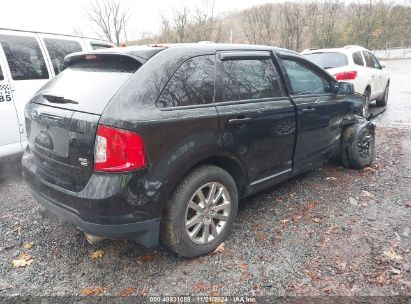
[0,28,113,162]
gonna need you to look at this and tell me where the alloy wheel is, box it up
[358,131,372,158]
[185,182,231,245]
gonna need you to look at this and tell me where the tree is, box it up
[278,2,306,51]
[304,0,342,49]
[192,0,222,42]
[344,0,396,49]
[159,14,174,43]
[241,4,277,45]
[86,0,130,46]
[174,7,190,43]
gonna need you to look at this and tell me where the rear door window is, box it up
[0,35,49,80]
[281,58,332,95]
[219,59,282,102]
[44,38,83,75]
[352,51,364,66]
[304,52,348,69]
[363,51,375,68]
[157,55,215,108]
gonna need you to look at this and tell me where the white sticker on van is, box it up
[0,84,12,102]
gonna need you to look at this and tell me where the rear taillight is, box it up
[94,125,146,172]
[334,71,358,81]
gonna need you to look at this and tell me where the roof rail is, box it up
[302,48,319,52]
[344,45,362,49]
[0,27,112,44]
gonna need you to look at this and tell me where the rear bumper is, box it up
[22,150,162,248]
[29,187,160,247]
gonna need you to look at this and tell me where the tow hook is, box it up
[84,233,105,245]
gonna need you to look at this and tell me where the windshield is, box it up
[304,52,348,69]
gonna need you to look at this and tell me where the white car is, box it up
[0,29,113,163]
[302,45,390,117]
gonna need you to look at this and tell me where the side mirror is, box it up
[379,61,386,69]
[338,82,355,95]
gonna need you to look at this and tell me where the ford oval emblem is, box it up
[31,108,41,120]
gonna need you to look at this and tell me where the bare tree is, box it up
[305,0,341,48]
[241,4,277,45]
[159,14,175,43]
[145,0,410,50]
[279,2,306,51]
[192,0,222,42]
[174,7,190,43]
[86,0,130,46]
[344,0,397,49]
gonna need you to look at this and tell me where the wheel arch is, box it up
[333,114,375,159]
[365,85,371,95]
[160,152,249,216]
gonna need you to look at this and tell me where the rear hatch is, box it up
[25,53,142,192]
[303,51,361,83]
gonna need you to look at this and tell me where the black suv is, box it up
[22,44,374,257]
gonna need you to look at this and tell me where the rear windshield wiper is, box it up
[323,66,333,69]
[42,94,78,104]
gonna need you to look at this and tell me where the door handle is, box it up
[228,117,252,125]
[302,107,316,113]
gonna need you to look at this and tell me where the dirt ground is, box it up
[0,60,410,300]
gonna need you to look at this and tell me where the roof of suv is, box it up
[65,43,301,64]
[302,45,368,55]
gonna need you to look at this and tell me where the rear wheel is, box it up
[160,165,238,258]
[376,84,389,107]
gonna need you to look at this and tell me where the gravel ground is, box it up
[0,60,410,299]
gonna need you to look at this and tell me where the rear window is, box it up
[0,35,49,80]
[91,43,113,50]
[304,52,348,69]
[44,38,83,75]
[34,55,141,114]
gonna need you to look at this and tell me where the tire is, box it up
[376,84,389,107]
[160,165,238,258]
[340,124,375,169]
[362,89,370,119]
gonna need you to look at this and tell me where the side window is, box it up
[0,65,3,81]
[44,38,82,75]
[0,35,49,80]
[220,59,282,102]
[369,53,381,69]
[363,51,375,68]
[352,51,364,66]
[281,58,332,95]
[157,55,215,108]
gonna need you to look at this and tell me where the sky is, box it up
[0,0,279,41]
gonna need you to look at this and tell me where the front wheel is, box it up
[160,165,238,258]
[340,124,375,169]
